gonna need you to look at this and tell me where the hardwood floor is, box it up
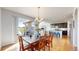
[51,36,75,51]
[1,44,15,51]
[1,43,19,51]
[1,35,76,51]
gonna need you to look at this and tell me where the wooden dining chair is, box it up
[50,33,53,47]
[46,34,53,51]
[18,36,25,51]
[18,36,36,51]
[34,36,46,51]
[38,39,46,51]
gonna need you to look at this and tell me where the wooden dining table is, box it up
[18,34,53,51]
[22,36,43,51]
[22,36,40,44]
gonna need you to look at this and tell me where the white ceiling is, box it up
[3,7,74,24]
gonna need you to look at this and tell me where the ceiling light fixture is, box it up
[35,7,43,22]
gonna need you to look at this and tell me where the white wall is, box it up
[66,8,79,51]
[67,18,73,37]
[1,8,34,47]
[67,8,78,49]
[72,8,79,50]
[72,8,78,48]
[0,8,1,50]
[1,9,17,46]
[68,8,79,50]
[68,8,77,49]
[67,18,73,45]
[77,8,79,50]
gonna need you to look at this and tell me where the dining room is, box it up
[0,7,77,51]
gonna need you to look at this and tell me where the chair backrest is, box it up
[46,34,53,48]
[18,36,25,51]
[18,36,38,51]
[48,33,53,41]
[38,36,46,50]
[49,34,53,49]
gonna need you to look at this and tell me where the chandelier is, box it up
[35,7,43,22]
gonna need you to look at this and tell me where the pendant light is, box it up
[35,7,43,22]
